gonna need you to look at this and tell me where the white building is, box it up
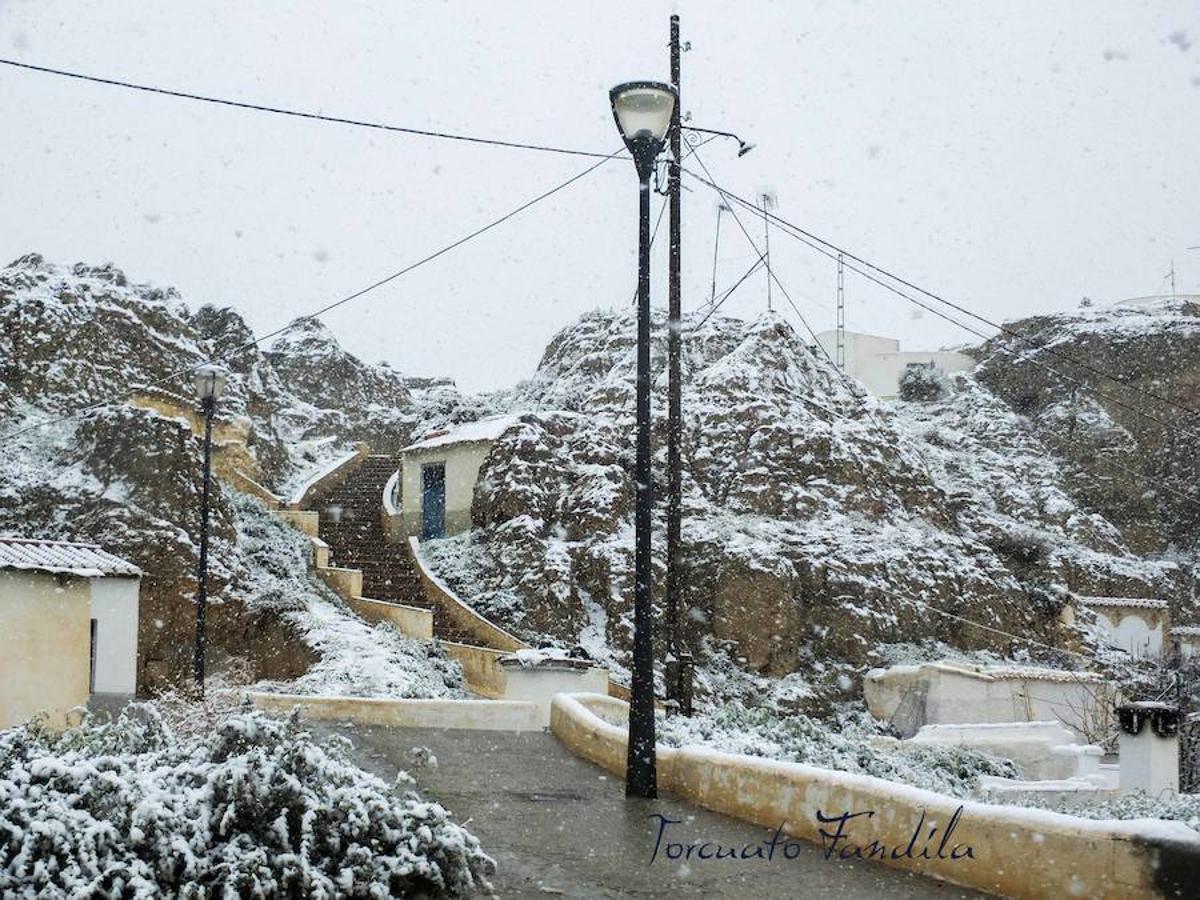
[1076,596,1167,657]
[397,416,520,540]
[0,538,140,729]
[864,661,1107,742]
[814,329,975,398]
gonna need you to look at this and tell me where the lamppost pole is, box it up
[191,363,228,698]
[610,81,676,800]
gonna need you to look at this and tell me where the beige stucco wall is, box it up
[407,537,527,652]
[247,691,541,731]
[0,570,91,729]
[400,442,492,538]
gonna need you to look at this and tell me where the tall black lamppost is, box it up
[192,363,228,696]
[610,80,676,799]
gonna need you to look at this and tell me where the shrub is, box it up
[898,364,951,402]
[0,707,493,896]
[657,703,1018,797]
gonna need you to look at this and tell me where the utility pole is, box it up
[666,13,685,711]
[760,193,774,310]
[836,252,845,370]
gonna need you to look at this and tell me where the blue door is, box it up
[421,463,446,540]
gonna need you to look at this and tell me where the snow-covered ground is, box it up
[656,703,1019,799]
[230,493,469,699]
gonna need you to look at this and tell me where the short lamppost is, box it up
[610,80,677,799]
[192,363,228,697]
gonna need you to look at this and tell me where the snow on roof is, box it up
[1171,625,1200,637]
[1077,595,1168,610]
[401,415,521,453]
[0,537,141,578]
[979,665,1102,683]
[869,661,1100,683]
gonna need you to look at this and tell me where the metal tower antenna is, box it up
[836,252,845,370]
[759,192,775,310]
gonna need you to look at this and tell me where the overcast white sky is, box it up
[2,1,1198,392]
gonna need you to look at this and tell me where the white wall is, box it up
[1093,610,1162,657]
[865,663,1106,742]
[815,330,975,398]
[400,442,493,538]
[88,576,139,694]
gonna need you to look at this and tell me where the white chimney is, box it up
[1117,702,1180,795]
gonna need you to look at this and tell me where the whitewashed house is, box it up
[814,329,975,398]
[396,416,519,540]
[0,538,140,729]
[1074,596,1168,657]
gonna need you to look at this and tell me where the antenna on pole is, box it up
[759,191,775,310]
[711,202,728,304]
[836,252,846,370]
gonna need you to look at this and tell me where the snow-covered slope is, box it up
[973,296,1200,552]
[0,253,469,695]
[423,306,1188,703]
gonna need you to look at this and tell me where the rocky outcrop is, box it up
[0,254,456,693]
[972,297,1200,554]
[426,308,1181,700]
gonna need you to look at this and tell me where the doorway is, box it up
[421,462,446,540]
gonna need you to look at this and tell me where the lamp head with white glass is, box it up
[609,81,677,180]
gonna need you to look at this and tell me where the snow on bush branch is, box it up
[0,707,493,897]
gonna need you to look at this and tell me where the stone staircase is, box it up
[308,454,474,644]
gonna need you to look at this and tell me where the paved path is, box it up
[320,723,989,899]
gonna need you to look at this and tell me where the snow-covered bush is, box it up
[898,363,951,401]
[1039,789,1200,833]
[0,707,493,896]
[657,703,1018,798]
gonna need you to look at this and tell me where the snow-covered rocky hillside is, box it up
[973,296,1200,552]
[422,306,1196,702]
[2,252,1195,706]
[0,253,474,694]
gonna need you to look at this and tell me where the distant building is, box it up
[814,330,975,398]
[1076,596,1168,657]
[397,416,520,541]
[0,538,140,729]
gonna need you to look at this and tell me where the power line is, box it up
[694,172,1186,433]
[687,169,1200,509]
[691,254,766,331]
[683,166,1200,420]
[0,56,614,160]
[690,151,841,380]
[0,151,619,444]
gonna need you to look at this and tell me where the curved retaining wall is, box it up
[346,595,433,641]
[407,537,527,652]
[439,641,509,699]
[289,445,368,509]
[249,691,540,731]
[550,693,1200,899]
